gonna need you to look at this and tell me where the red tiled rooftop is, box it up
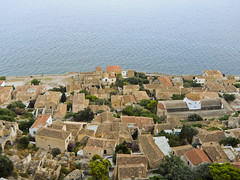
[107,65,121,73]
[184,148,211,166]
[158,77,172,87]
[157,103,165,110]
[30,115,50,129]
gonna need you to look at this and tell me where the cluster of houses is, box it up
[1,67,240,179]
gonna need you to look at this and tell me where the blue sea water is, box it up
[0,0,240,76]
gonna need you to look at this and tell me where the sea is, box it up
[0,0,240,76]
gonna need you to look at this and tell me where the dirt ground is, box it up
[4,72,80,89]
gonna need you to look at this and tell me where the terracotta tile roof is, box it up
[30,115,50,129]
[54,103,67,118]
[107,65,121,74]
[36,127,71,140]
[172,145,194,157]
[184,148,211,166]
[109,75,116,79]
[199,91,219,100]
[185,93,201,101]
[118,164,147,180]
[204,70,223,77]
[86,137,116,148]
[123,85,139,91]
[116,154,148,165]
[198,131,226,143]
[206,83,224,91]
[138,134,164,169]
[121,116,154,130]
[224,85,238,93]
[83,145,103,151]
[202,142,229,163]
[157,103,165,110]
[133,91,150,102]
[158,77,172,87]
[95,66,102,71]
[123,95,136,104]
[231,162,240,170]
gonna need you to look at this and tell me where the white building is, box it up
[0,81,5,87]
[29,115,52,137]
[195,76,205,85]
[184,93,201,110]
[153,136,171,156]
[121,70,128,78]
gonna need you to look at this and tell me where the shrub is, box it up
[19,118,35,133]
[76,163,82,170]
[49,86,66,93]
[85,95,98,102]
[234,84,240,88]
[219,136,240,147]
[187,114,203,121]
[12,170,18,179]
[191,123,202,128]
[0,108,15,117]
[219,114,230,121]
[79,89,89,95]
[67,142,75,152]
[0,115,15,122]
[31,79,40,85]
[60,167,69,175]
[7,101,25,110]
[223,93,236,102]
[0,154,14,177]
[172,94,185,100]
[52,148,61,157]
[0,76,6,80]
[73,107,94,122]
[17,136,29,149]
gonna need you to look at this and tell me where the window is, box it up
[33,131,36,134]
[188,161,189,165]
[104,150,107,154]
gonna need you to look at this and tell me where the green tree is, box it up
[19,118,35,133]
[122,105,134,116]
[7,101,25,110]
[146,100,158,113]
[0,76,6,80]
[0,108,16,122]
[60,93,66,103]
[86,95,98,102]
[31,79,40,85]
[158,130,183,147]
[179,125,198,144]
[159,155,193,180]
[73,107,94,122]
[0,154,14,177]
[194,163,212,180]
[113,141,131,164]
[139,99,151,107]
[79,89,89,95]
[223,93,236,102]
[17,136,29,149]
[188,114,203,121]
[49,86,66,93]
[209,163,240,180]
[89,154,111,180]
[172,94,185,100]
[219,137,240,147]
